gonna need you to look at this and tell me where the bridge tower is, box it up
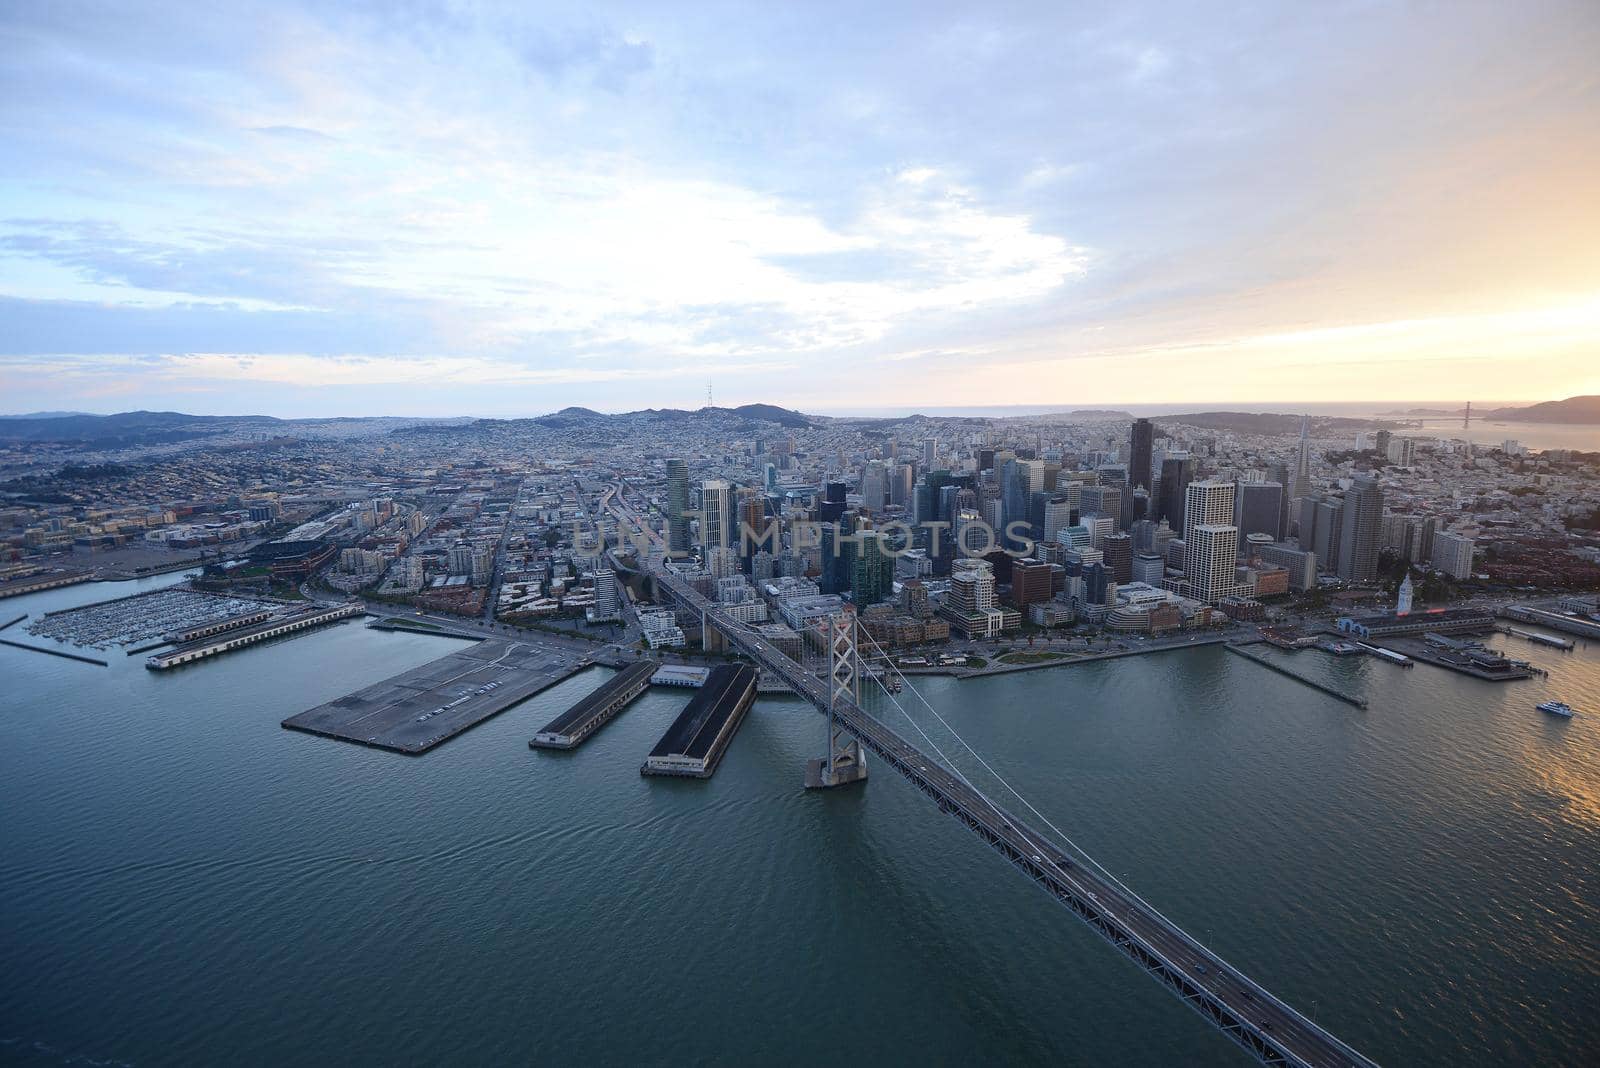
[805,613,869,789]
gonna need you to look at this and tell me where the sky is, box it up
[1,0,1598,418]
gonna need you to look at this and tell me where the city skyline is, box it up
[4,1,1599,416]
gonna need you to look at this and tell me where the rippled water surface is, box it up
[3,575,1598,1066]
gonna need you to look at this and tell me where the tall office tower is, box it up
[1291,415,1314,503]
[1053,478,1083,514]
[1132,551,1165,585]
[891,463,914,508]
[1097,463,1130,527]
[739,493,769,568]
[922,437,938,468]
[1128,418,1154,490]
[953,508,989,557]
[1337,474,1384,584]
[1057,523,1092,549]
[699,480,732,553]
[1183,480,1236,541]
[861,461,886,513]
[1084,514,1116,548]
[917,470,953,524]
[1431,530,1475,579]
[1009,558,1054,607]
[1102,532,1133,584]
[1266,460,1290,538]
[1235,481,1284,548]
[819,523,845,594]
[1042,496,1076,545]
[1131,518,1156,553]
[1129,487,1150,527]
[1080,485,1122,526]
[666,458,690,555]
[978,448,997,473]
[1311,497,1344,574]
[817,480,847,525]
[851,531,895,606]
[1184,523,1241,604]
[1374,429,1393,457]
[1001,459,1029,541]
[1158,455,1194,532]
[763,462,778,493]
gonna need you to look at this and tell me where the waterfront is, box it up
[3,576,1599,1066]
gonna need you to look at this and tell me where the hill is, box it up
[1485,396,1600,424]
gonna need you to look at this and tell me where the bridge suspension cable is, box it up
[853,622,1263,974]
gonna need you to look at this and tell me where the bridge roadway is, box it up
[652,567,1375,1068]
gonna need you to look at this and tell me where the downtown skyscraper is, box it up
[666,458,690,555]
[1337,474,1384,584]
[1128,418,1153,490]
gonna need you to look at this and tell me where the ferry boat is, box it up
[1537,700,1576,718]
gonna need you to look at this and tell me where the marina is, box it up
[642,663,759,778]
[284,637,586,753]
[29,587,290,651]
[530,661,656,749]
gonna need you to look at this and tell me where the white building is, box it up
[1431,531,1475,580]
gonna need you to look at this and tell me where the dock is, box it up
[284,638,585,754]
[0,613,26,632]
[642,664,759,778]
[145,603,364,669]
[1225,644,1368,708]
[530,661,656,749]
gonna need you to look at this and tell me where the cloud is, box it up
[0,0,1597,414]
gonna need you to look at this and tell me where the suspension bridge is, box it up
[650,565,1378,1068]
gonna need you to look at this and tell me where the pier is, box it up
[0,613,26,632]
[531,661,655,749]
[642,664,758,778]
[0,570,93,600]
[145,603,365,669]
[1499,624,1576,651]
[1369,634,1537,680]
[1224,644,1368,708]
[284,638,585,754]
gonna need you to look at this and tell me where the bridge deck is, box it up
[653,567,1376,1068]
